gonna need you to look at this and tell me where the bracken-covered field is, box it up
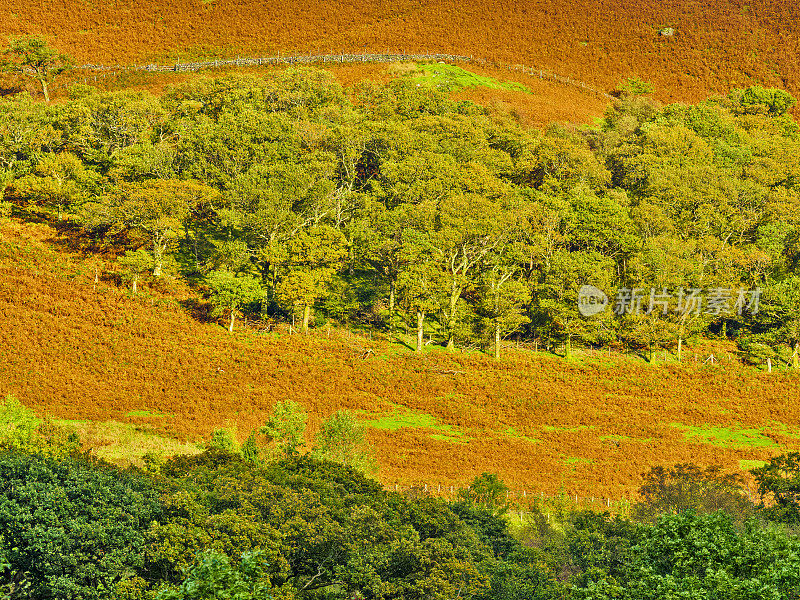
[3,221,799,499]
[2,0,799,112]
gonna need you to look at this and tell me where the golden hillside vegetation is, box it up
[2,0,799,108]
[2,220,799,498]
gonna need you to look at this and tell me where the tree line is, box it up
[2,66,800,363]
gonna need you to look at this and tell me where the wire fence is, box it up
[49,51,614,100]
[386,482,633,512]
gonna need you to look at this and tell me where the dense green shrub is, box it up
[0,451,162,599]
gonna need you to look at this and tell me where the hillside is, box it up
[3,219,799,499]
[2,0,799,112]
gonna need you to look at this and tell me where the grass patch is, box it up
[542,425,595,433]
[125,409,174,418]
[429,433,468,444]
[505,426,541,444]
[563,457,593,466]
[363,411,437,431]
[363,407,470,442]
[671,423,779,449]
[53,419,201,465]
[413,63,529,93]
[763,421,800,440]
[599,434,653,443]
[739,459,768,472]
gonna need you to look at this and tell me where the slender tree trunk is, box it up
[40,79,50,103]
[494,321,501,360]
[388,278,396,313]
[302,304,311,333]
[229,311,235,333]
[132,274,138,294]
[152,235,165,277]
[565,333,572,360]
[447,282,459,350]
[416,310,425,353]
[793,341,799,370]
[677,311,688,363]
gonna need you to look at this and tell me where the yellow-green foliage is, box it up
[0,394,78,456]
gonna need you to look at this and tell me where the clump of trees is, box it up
[2,64,800,364]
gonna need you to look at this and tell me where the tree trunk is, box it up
[494,321,501,360]
[416,310,425,353]
[229,311,235,333]
[677,311,689,363]
[446,283,459,350]
[565,334,572,360]
[132,274,138,294]
[793,341,799,370]
[152,235,165,277]
[40,79,50,103]
[302,304,311,333]
[388,278,396,313]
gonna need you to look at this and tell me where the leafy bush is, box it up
[574,510,800,599]
[260,400,306,457]
[208,426,239,454]
[156,550,273,600]
[0,451,162,599]
[752,452,800,523]
[311,410,376,474]
[632,463,754,523]
[729,85,797,116]
[0,394,39,448]
[0,394,78,456]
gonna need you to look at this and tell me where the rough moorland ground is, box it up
[2,0,798,113]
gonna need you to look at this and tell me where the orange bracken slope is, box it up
[2,0,799,107]
[2,221,800,499]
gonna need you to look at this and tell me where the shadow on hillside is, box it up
[394,338,415,352]
[181,297,214,323]
[49,220,130,257]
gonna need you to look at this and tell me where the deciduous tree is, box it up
[1,36,72,103]
[206,270,263,333]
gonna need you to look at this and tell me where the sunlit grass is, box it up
[414,63,529,93]
[671,423,779,449]
[53,419,201,465]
